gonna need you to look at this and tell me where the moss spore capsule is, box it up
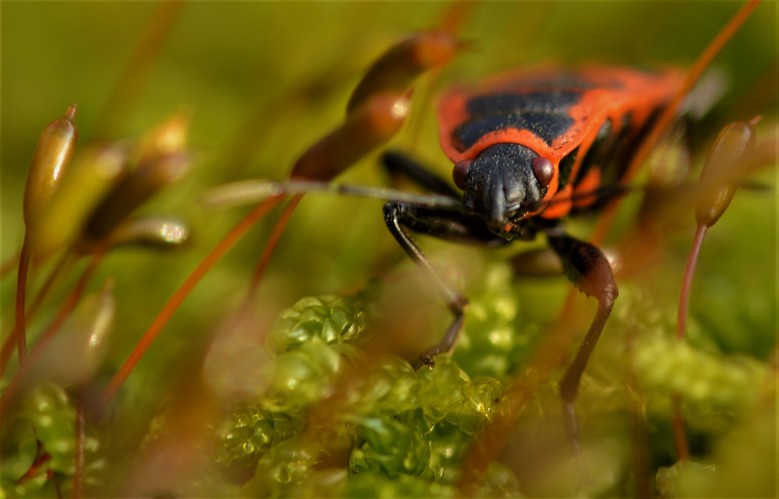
[27,144,127,260]
[346,31,460,115]
[83,151,191,242]
[23,104,79,231]
[695,121,756,228]
[291,92,409,181]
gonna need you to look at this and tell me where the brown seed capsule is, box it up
[291,92,409,181]
[27,144,128,261]
[23,104,79,229]
[132,111,191,164]
[102,216,190,250]
[695,121,755,228]
[83,151,191,242]
[30,280,115,388]
[346,31,460,115]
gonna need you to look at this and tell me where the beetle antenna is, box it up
[202,179,465,211]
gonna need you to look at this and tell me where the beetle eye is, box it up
[531,157,554,187]
[452,160,471,189]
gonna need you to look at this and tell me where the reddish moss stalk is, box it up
[103,197,282,403]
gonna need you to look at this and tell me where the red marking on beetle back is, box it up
[572,167,603,209]
[541,184,573,219]
[438,66,684,219]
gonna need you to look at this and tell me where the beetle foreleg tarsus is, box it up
[413,312,467,368]
[547,233,618,450]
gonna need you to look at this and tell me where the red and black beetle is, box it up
[197,4,760,451]
[104,0,762,455]
[380,65,686,446]
[439,66,684,223]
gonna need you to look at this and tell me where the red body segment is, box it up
[438,66,685,218]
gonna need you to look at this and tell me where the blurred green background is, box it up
[1,1,776,496]
[3,0,775,341]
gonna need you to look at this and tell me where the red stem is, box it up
[246,194,303,301]
[1,252,73,375]
[102,197,282,403]
[15,238,31,362]
[671,223,707,462]
[677,224,707,340]
[671,394,691,461]
[0,252,103,418]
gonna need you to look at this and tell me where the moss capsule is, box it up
[132,111,190,164]
[30,280,115,387]
[23,104,79,230]
[102,215,190,250]
[347,31,460,115]
[83,151,191,242]
[291,92,409,181]
[27,144,127,260]
[695,121,755,228]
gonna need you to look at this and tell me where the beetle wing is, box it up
[438,66,684,165]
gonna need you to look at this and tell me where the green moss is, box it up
[0,384,104,497]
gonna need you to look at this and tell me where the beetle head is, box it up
[453,143,554,239]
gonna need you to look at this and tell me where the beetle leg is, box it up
[546,232,618,451]
[381,150,461,199]
[383,201,506,366]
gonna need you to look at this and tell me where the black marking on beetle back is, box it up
[557,148,578,190]
[454,90,581,149]
[467,90,582,117]
[455,112,574,149]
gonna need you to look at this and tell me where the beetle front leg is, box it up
[546,232,618,451]
[383,202,507,366]
[384,202,467,366]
